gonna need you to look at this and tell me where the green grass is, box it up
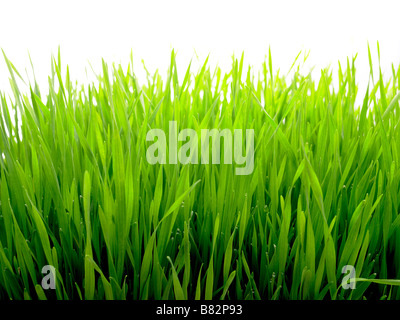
[1,46,400,300]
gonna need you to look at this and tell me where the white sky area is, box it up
[0,0,399,108]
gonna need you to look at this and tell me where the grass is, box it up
[1,45,400,300]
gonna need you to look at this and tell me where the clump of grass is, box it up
[0,46,400,300]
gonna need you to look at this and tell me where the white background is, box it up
[0,0,399,104]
